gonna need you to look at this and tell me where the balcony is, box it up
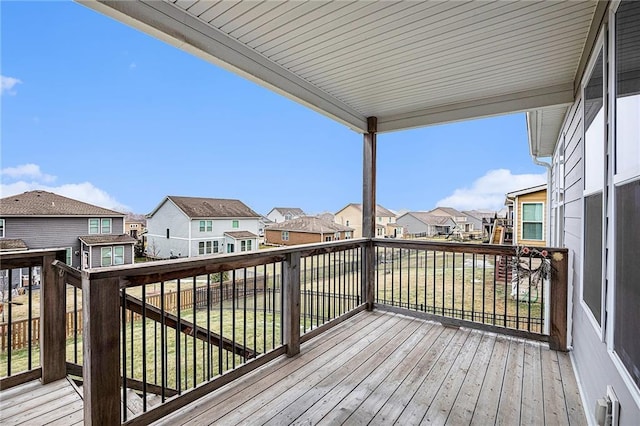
[0,239,582,425]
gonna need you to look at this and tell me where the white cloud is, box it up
[2,163,56,183]
[1,75,22,95]
[1,164,129,212]
[436,169,546,211]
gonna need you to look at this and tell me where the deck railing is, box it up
[0,238,567,425]
[54,239,365,425]
[0,249,67,389]
[372,239,568,346]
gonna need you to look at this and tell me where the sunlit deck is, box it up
[153,310,585,426]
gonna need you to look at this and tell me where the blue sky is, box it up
[1,1,545,216]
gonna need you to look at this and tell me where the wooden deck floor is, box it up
[154,310,585,426]
[0,377,83,425]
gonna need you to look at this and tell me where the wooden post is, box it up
[83,275,121,425]
[283,252,301,357]
[548,250,569,351]
[40,253,67,384]
[363,117,377,309]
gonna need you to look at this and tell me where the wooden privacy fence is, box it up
[1,278,273,351]
[0,311,82,351]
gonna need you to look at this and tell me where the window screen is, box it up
[583,192,603,325]
[614,178,640,388]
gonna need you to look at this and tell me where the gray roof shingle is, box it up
[160,196,260,219]
[224,231,258,239]
[79,234,137,245]
[0,191,124,216]
[0,239,29,251]
[267,216,354,234]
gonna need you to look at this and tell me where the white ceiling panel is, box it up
[80,0,600,139]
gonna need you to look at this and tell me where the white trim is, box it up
[570,350,598,426]
[378,83,574,133]
[520,201,544,241]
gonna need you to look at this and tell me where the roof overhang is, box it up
[79,0,601,140]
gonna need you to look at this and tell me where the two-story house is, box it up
[145,196,261,259]
[334,203,398,238]
[0,190,136,269]
[265,207,306,224]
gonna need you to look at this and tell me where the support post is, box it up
[548,250,569,351]
[40,253,67,384]
[283,252,301,357]
[83,275,121,425]
[363,117,377,310]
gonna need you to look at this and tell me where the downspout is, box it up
[531,155,552,245]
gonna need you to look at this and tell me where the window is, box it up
[614,181,640,389]
[65,247,72,265]
[345,231,352,239]
[583,193,603,325]
[232,220,239,228]
[378,217,382,223]
[0,219,4,238]
[89,218,111,234]
[199,220,212,232]
[388,217,392,223]
[285,213,292,220]
[345,220,350,226]
[166,228,170,239]
[282,231,289,241]
[521,203,543,240]
[246,240,252,251]
[325,236,332,242]
[615,1,640,181]
[241,240,253,252]
[114,246,124,265]
[334,232,340,240]
[101,247,112,267]
[377,227,383,236]
[199,241,213,255]
[614,1,640,390]
[583,46,605,327]
[213,241,219,253]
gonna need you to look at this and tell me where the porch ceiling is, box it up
[81,0,599,143]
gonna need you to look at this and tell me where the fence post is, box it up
[40,253,66,384]
[548,250,568,351]
[82,274,121,424]
[283,252,301,357]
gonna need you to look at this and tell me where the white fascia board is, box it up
[79,0,368,132]
[377,83,574,133]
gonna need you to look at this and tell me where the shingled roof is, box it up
[400,212,455,226]
[270,207,306,216]
[0,239,29,251]
[79,235,137,246]
[150,196,261,219]
[336,203,395,218]
[0,191,124,217]
[267,216,353,234]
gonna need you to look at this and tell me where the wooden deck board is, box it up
[1,310,586,426]
[0,378,82,425]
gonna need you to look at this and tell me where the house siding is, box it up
[515,190,547,247]
[549,7,640,423]
[0,216,124,268]
[334,205,363,238]
[146,200,190,258]
[87,244,134,268]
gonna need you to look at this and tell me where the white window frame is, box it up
[345,231,352,239]
[580,27,607,339]
[101,218,112,234]
[89,218,100,234]
[0,219,4,238]
[607,0,640,405]
[282,231,289,241]
[199,220,213,232]
[101,247,112,267]
[199,241,213,255]
[114,246,124,265]
[521,202,544,241]
[65,247,72,265]
[232,220,239,229]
